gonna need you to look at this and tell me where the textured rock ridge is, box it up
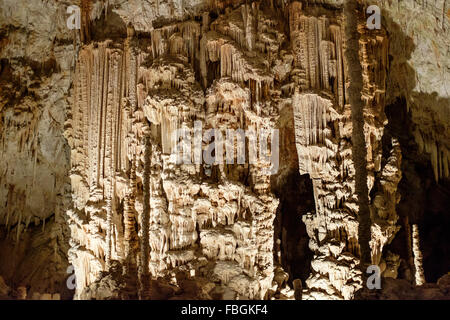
[0,0,448,300]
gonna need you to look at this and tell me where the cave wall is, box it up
[0,0,448,300]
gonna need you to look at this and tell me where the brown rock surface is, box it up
[0,0,448,300]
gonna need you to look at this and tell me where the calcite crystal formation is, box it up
[0,0,448,300]
[66,9,281,298]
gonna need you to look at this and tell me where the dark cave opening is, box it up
[273,170,315,286]
[206,61,220,88]
[420,179,450,282]
[383,98,450,283]
[271,104,315,287]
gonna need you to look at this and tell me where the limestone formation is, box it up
[0,0,448,300]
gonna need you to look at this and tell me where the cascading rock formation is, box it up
[0,0,449,300]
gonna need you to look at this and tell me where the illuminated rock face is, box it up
[0,0,449,300]
[66,13,281,299]
[289,3,395,299]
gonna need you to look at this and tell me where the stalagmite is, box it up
[412,224,426,286]
[139,137,151,299]
[2,0,449,302]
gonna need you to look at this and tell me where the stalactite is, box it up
[57,0,417,301]
[80,0,92,43]
[289,3,347,108]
